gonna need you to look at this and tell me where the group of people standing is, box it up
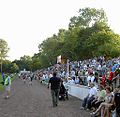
[19,72,34,85]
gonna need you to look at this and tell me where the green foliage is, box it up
[11,8,120,70]
[0,39,9,59]
[69,8,107,29]
[0,39,9,73]
[19,55,32,71]
[87,31,120,58]
[0,74,3,90]
[38,29,69,66]
[10,63,19,73]
[2,60,19,73]
[34,8,120,68]
[2,60,11,72]
[32,53,41,71]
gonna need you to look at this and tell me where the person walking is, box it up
[29,73,33,86]
[48,72,61,107]
[4,74,11,99]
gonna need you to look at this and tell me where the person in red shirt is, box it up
[107,70,114,85]
[101,75,106,87]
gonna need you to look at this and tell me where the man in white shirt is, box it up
[71,69,76,80]
[81,83,97,110]
[90,73,95,83]
[75,77,80,84]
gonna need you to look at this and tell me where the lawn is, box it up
[0,74,4,90]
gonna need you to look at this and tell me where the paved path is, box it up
[0,78,90,117]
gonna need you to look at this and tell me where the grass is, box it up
[0,84,4,90]
[0,74,4,90]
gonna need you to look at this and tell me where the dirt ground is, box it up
[0,77,90,117]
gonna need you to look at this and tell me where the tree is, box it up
[0,39,9,74]
[38,35,61,66]
[87,31,120,58]
[2,60,11,73]
[74,22,111,60]
[10,63,19,73]
[69,7,107,29]
[19,55,32,71]
[32,53,41,71]
[25,8,120,68]
[2,60,19,73]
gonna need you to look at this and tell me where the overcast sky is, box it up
[0,0,120,61]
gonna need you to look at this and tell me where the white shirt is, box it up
[68,79,75,84]
[91,76,95,83]
[97,64,101,70]
[71,70,75,77]
[49,74,53,78]
[87,76,91,83]
[75,78,79,84]
[89,86,97,97]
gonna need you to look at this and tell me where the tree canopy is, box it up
[0,39,9,73]
[12,8,120,71]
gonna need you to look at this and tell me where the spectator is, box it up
[107,68,114,86]
[90,86,113,117]
[91,85,106,110]
[75,77,80,84]
[113,85,120,117]
[80,83,97,110]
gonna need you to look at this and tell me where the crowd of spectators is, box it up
[34,56,120,88]
[32,56,120,117]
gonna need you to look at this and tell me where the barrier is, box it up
[64,84,90,100]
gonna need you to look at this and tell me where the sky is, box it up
[0,0,120,61]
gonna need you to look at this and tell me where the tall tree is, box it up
[20,55,32,71]
[38,36,60,66]
[34,8,120,68]
[69,7,107,29]
[32,53,41,71]
[87,30,120,58]
[0,39,9,74]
